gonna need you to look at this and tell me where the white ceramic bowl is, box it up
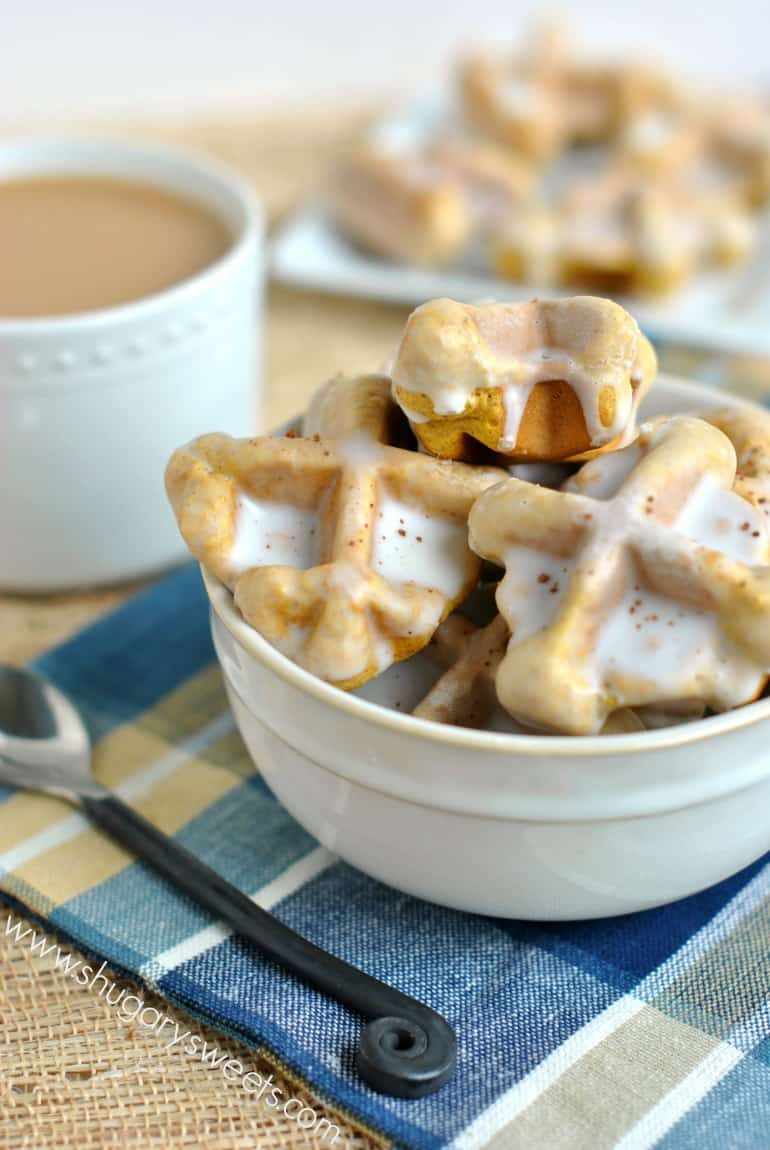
[0,139,262,590]
[203,375,770,920]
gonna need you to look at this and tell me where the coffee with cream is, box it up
[0,175,233,318]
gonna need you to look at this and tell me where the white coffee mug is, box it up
[0,139,263,590]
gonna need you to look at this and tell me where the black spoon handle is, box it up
[80,791,456,1098]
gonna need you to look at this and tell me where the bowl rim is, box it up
[0,136,262,337]
[201,372,770,760]
[204,566,770,758]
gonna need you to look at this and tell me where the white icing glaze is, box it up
[370,628,399,675]
[570,438,770,571]
[372,491,470,599]
[506,349,635,449]
[405,345,637,453]
[350,620,710,734]
[594,587,764,706]
[394,293,659,464]
[398,307,643,454]
[499,377,536,450]
[497,546,573,640]
[229,495,321,575]
[675,475,768,563]
[397,374,468,423]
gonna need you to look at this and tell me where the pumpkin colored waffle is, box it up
[166,381,506,689]
[391,295,656,461]
[468,415,770,734]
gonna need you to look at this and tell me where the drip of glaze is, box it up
[501,350,636,449]
[403,343,639,453]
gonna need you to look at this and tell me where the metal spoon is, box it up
[0,664,456,1098]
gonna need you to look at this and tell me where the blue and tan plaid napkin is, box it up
[1,562,769,1149]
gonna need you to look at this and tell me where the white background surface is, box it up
[2,0,768,122]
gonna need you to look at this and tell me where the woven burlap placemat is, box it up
[0,902,388,1149]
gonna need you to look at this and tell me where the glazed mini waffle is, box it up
[559,174,701,295]
[468,415,770,735]
[706,406,770,519]
[302,371,411,447]
[459,24,567,158]
[330,147,470,266]
[494,171,756,294]
[415,613,512,729]
[330,139,532,266]
[166,381,506,690]
[496,190,682,294]
[460,53,566,161]
[391,296,657,461]
[459,24,682,158]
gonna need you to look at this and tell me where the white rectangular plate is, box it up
[270,98,770,356]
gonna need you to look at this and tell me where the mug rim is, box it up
[0,136,262,334]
